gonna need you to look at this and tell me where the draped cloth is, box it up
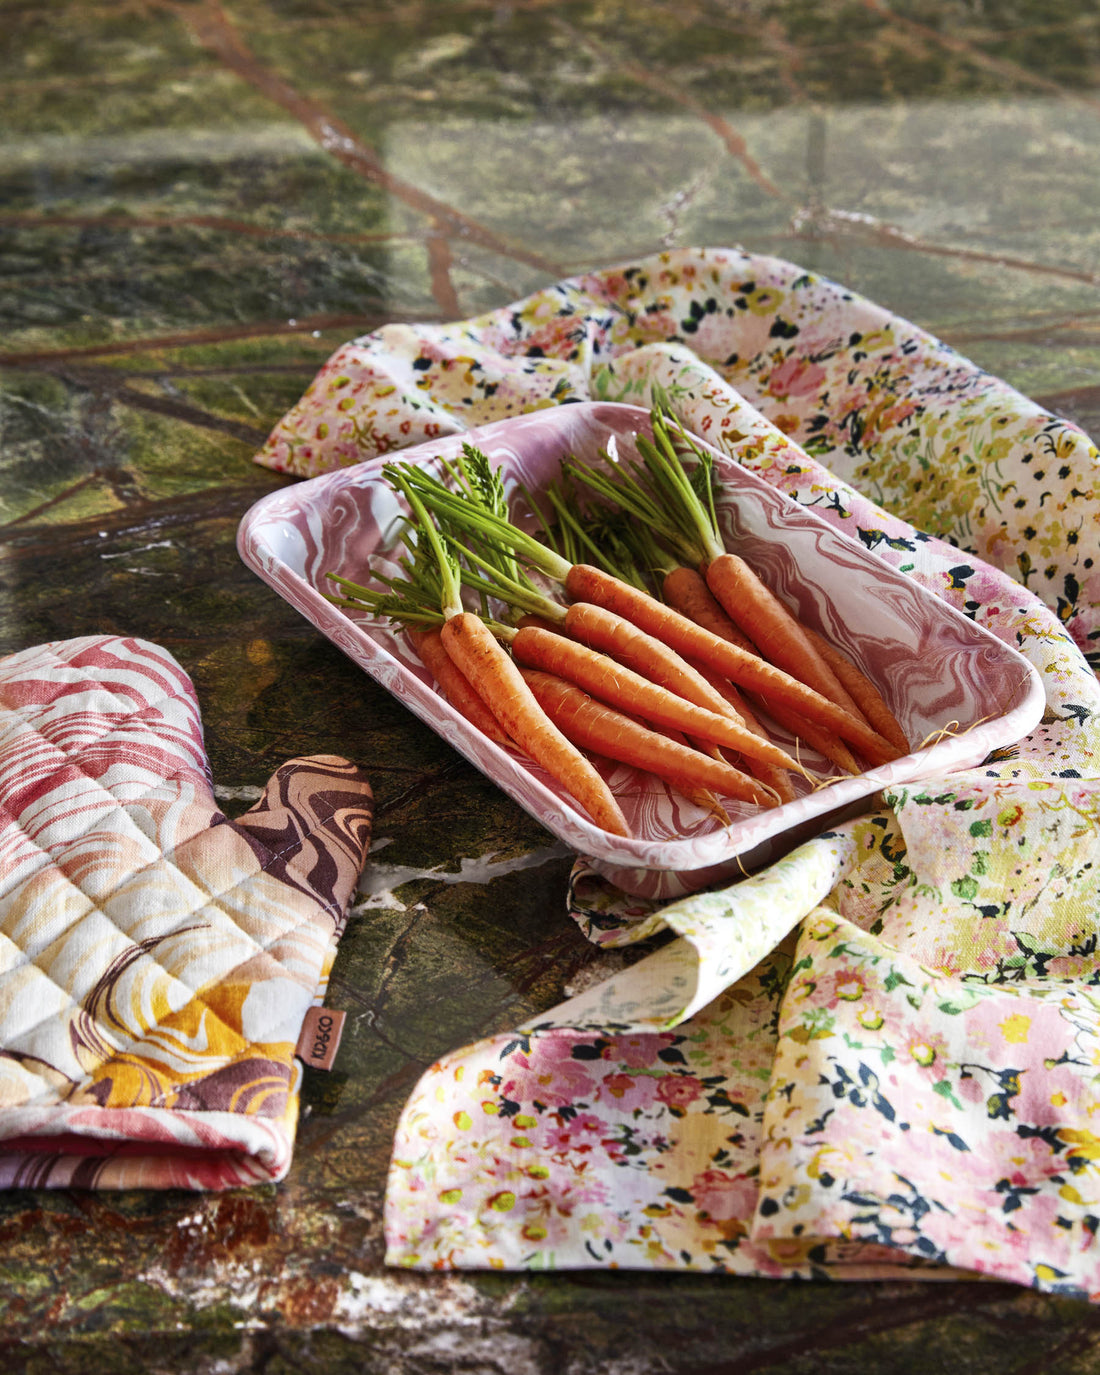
[258,247,1100,1294]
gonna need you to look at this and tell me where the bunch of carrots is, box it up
[326,402,910,841]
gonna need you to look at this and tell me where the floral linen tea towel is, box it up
[254,247,1100,1295]
[0,635,373,1190]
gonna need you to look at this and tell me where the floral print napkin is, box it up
[0,635,373,1190]
[257,247,1100,1295]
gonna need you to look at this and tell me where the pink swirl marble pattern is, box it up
[237,403,1044,894]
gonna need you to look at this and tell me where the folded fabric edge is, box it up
[0,1099,296,1190]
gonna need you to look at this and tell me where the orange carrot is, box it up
[626,422,876,730]
[747,693,863,774]
[440,612,630,838]
[801,625,910,756]
[688,659,798,804]
[658,575,860,775]
[519,602,748,760]
[583,712,732,824]
[704,553,862,716]
[562,563,902,766]
[519,614,733,792]
[677,551,899,758]
[372,469,630,837]
[509,624,803,774]
[561,600,746,725]
[662,566,757,655]
[520,669,779,809]
[410,628,512,748]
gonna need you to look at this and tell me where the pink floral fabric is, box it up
[757,913,1100,1293]
[254,248,1100,1295]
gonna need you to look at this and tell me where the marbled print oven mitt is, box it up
[0,635,373,1191]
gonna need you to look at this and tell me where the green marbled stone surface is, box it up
[2,0,1100,1369]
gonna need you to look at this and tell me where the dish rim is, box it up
[237,400,1046,874]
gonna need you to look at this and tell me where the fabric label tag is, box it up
[296,1007,346,1070]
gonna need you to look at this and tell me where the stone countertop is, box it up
[3,1,1100,1370]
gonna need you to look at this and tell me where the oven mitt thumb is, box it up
[0,635,374,1190]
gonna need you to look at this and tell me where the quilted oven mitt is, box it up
[0,635,373,1190]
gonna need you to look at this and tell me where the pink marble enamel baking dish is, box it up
[237,402,1045,897]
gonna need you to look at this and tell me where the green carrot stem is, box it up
[652,406,724,558]
[328,569,440,615]
[562,447,700,569]
[612,518,679,587]
[387,463,572,581]
[325,595,444,627]
[515,479,559,552]
[542,481,618,577]
[634,433,721,564]
[562,452,665,528]
[461,568,566,622]
[383,466,465,619]
[654,408,721,545]
[695,440,720,548]
[447,539,567,622]
[441,444,520,583]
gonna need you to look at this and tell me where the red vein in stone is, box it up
[100,362,324,380]
[691,1284,1024,1375]
[426,230,462,320]
[551,16,788,201]
[787,208,1100,288]
[2,62,208,95]
[648,0,811,103]
[861,0,1100,113]
[105,385,271,445]
[0,210,421,250]
[227,0,574,29]
[1009,1323,1100,1375]
[3,355,269,460]
[1033,382,1100,412]
[69,364,270,443]
[0,313,414,366]
[0,482,278,552]
[161,0,561,277]
[2,209,492,321]
[0,474,108,530]
[943,310,1100,345]
[759,17,815,104]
